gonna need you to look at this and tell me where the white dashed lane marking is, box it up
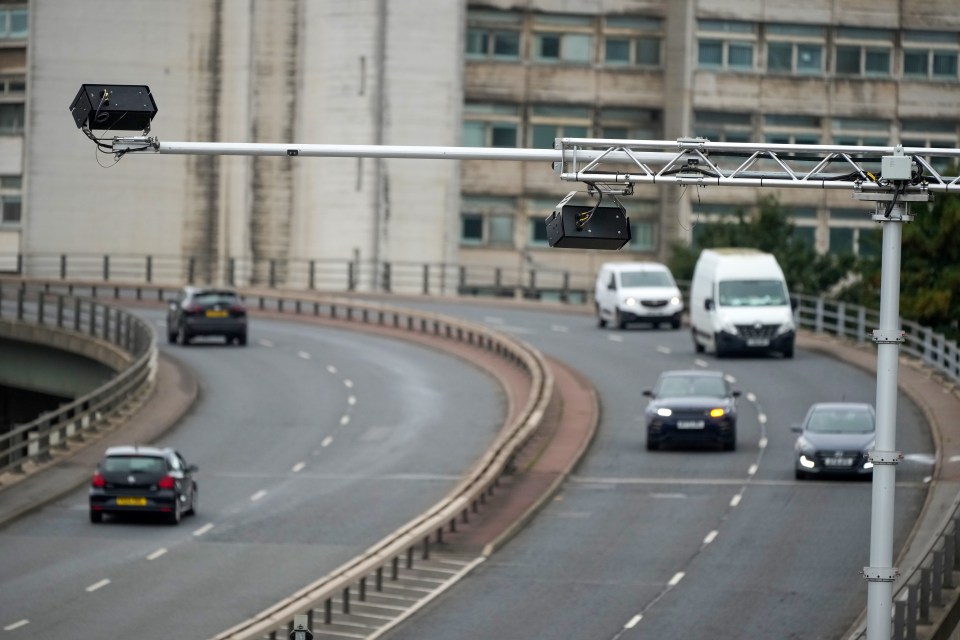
[4,620,29,631]
[321,436,334,447]
[703,530,719,545]
[298,351,310,360]
[668,572,685,587]
[656,346,671,354]
[193,523,214,537]
[86,579,110,593]
[608,335,624,343]
[730,493,742,507]
[292,462,306,473]
[625,615,642,629]
[326,365,338,374]
[344,379,353,388]
[146,548,167,561]
[347,396,356,406]
[340,415,350,426]
[250,490,267,502]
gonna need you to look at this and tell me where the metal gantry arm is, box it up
[101,131,960,640]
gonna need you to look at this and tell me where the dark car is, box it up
[89,446,198,524]
[167,286,247,346]
[792,402,875,480]
[643,370,740,451]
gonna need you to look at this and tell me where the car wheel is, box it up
[714,335,726,358]
[167,329,176,344]
[692,330,705,353]
[722,438,736,451]
[237,333,247,346]
[169,499,182,525]
[596,304,607,328]
[185,486,197,516]
[783,343,795,359]
[646,438,658,451]
[615,310,627,330]
[177,325,190,346]
[671,316,682,330]
[795,469,806,480]
[89,510,103,524]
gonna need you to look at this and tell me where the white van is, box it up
[594,262,684,330]
[689,248,796,358]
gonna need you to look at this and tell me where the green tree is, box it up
[667,194,856,295]
[836,189,960,340]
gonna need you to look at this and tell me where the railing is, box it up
[2,277,554,640]
[0,283,157,477]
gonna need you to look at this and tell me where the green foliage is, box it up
[836,189,960,340]
[667,194,856,295]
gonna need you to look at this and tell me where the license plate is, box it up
[824,457,854,467]
[746,338,770,347]
[677,420,705,430]
[116,497,147,506]
[206,310,228,318]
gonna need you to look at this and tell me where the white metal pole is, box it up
[865,201,905,639]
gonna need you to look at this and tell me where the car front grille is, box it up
[640,299,670,308]
[735,323,779,339]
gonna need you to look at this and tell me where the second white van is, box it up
[594,262,684,330]
[689,248,796,358]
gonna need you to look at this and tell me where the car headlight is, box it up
[623,297,637,307]
[799,454,817,469]
[670,296,681,306]
[709,408,726,418]
[863,461,874,470]
[657,407,672,417]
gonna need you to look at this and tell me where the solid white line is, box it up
[326,365,338,374]
[322,436,334,447]
[292,462,306,473]
[703,530,719,545]
[298,351,310,360]
[193,523,214,537]
[344,379,354,388]
[146,548,167,561]
[608,335,624,342]
[348,396,357,405]
[86,579,110,593]
[625,614,642,629]
[668,572,685,587]
[694,358,709,368]
[551,325,569,333]
[656,346,671,354]
[340,415,350,426]
[250,490,267,502]
[3,620,29,631]
[730,493,742,507]
[259,339,274,348]
[748,464,758,476]
[758,437,768,449]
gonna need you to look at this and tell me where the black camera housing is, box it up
[69,84,158,132]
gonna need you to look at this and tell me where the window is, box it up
[901,119,958,173]
[765,24,825,75]
[0,195,20,225]
[697,20,756,71]
[529,105,590,148]
[603,16,662,67]
[694,111,753,143]
[829,208,875,256]
[0,103,24,134]
[460,197,515,247]
[465,10,522,61]
[0,75,25,97]
[528,217,550,246]
[902,31,959,81]
[0,7,27,40]
[834,27,892,77]
[462,103,519,148]
[764,114,821,145]
[599,108,660,141]
[532,14,594,64]
[831,117,889,146]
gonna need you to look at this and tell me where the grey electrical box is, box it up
[881,153,912,181]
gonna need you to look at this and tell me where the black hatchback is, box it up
[89,446,198,525]
[644,370,741,451]
[167,286,247,346]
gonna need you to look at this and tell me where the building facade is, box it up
[5,0,960,292]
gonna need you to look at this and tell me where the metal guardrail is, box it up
[0,282,157,477]
[2,278,554,640]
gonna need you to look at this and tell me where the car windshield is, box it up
[806,408,874,434]
[657,376,727,398]
[103,456,165,473]
[620,271,674,288]
[194,291,240,306]
[717,280,787,307]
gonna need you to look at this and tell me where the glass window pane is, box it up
[698,40,723,66]
[461,214,483,243]
[636,38,660,65]
[491,124,517,147]
[493,32,520,58]
[829,227,855,255]
[2,196,21,224]
[728,43,754,68]
[601,126,628,139]
[564,126,588,138]
[466,29,487,55]
[462,122,485,147]
[0,103,24,133]
[564,34,593,62]
[903,50,928,76]
[836,46,861,73]
[10,10,27,37]
[532,125,556,149]
[488,216,514,245]
[629,221,655,250]
[932,51,957,77]
[864,49,890,75]
[797,45,822,73]
[528,218,549,245]
[767,42,792,71]
[605,39,631,64]
[537,34,561,60]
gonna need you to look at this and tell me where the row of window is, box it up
[1,176,21,225]
[466,9,960,82]
[0,7,27,40]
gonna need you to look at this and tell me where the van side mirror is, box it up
[642,389,653,397]
[704,298,714,311]
[732,390,741,398]
[608,281,616,291]
[790,425,802,433]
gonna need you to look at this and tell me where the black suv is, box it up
[89,446,198,525]
[643,370,740,451]
[167,286,247,346]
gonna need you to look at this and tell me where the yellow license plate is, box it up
[205,309,228,318]
[116,497,147,506]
